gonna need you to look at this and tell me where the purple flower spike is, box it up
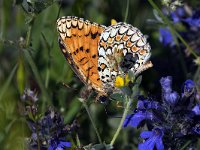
[160,76,172,93]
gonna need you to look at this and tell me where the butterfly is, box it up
[56,16,152,98]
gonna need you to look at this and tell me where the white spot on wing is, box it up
[119,26,129,34]
[137,38,145,47]
[98,47,106,56]
[102,31,109,41]
[110,28,118,37]
[131,32,141,42]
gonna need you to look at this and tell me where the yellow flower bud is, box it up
[111,19,117,25]
[114,76,125,87]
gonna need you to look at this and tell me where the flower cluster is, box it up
[159,5,200,55]
[123,76,200,149]
[21,89,79,150]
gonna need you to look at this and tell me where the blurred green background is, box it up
[0,0,200,149]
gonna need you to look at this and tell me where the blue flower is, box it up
[123,111,155,127]
[137,100,161,110]
[170,7,185,23]
[21,88,38,102]
[193,123,200,135]
[182,79,195,97]
[138,128,164,150]
[160,76,172,93]
[159,27,175,46]
[123,77,199,149]
[160,76,180,106]
[192,103,200,115]
[163,91,179,106]
[48,140,71,150]
[184,10,200,28]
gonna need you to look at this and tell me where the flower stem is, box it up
[124,0,129,22]
[194,65,200,82]
[110,96,132,145]
[25,16,35,48]
[75,133,81,148]
[82,101,102,144]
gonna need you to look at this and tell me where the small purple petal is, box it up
[155,139,164,150]
[137,100,161,110]
[123,111,155,127]
[160,76,172,93]
[159,28,174,46]
[184,10,200,28]
[193,123,200,134]
[140,131,153,139]
[139,128,164,150]
[170,7,185,23]
[192,104,200,115]
[164,91,180,106]
[58,141,71,148]
[182,79,195,97]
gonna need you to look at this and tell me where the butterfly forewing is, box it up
[57,16,106,94]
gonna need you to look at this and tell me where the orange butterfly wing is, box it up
[57,16,106,94]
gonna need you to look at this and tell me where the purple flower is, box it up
[170,7,185,23]
[123,111,155,127]
[137,100,161,110]
[160,76,172,93]
[48,140,71,150]
[160,76,180,106]
[123,77,199,149]
[192,103,200,115]
[193,123,200,135]
[21,88,38,102]
[159,27,175,46]
[184,9,200,28]
[164,91,179,106]
[182,79,195,97]
[138,128,164,150]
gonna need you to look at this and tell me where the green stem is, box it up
[75,133,81,148]
[25,16,35,48]
[148,0,198,58]
[180,140,191,150]
[124,0,129,22]
[110,96,132,145]
[25,25,32,48]
[194,65,200,82]
[24,15,50,112]
[82,101,102,144]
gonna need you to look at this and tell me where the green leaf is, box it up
[135,75,142,85]
[128,70,135,82]
[110,93,125,102]
[121,86,132,96]
[0,64,18,102]
[17,58,25,94]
